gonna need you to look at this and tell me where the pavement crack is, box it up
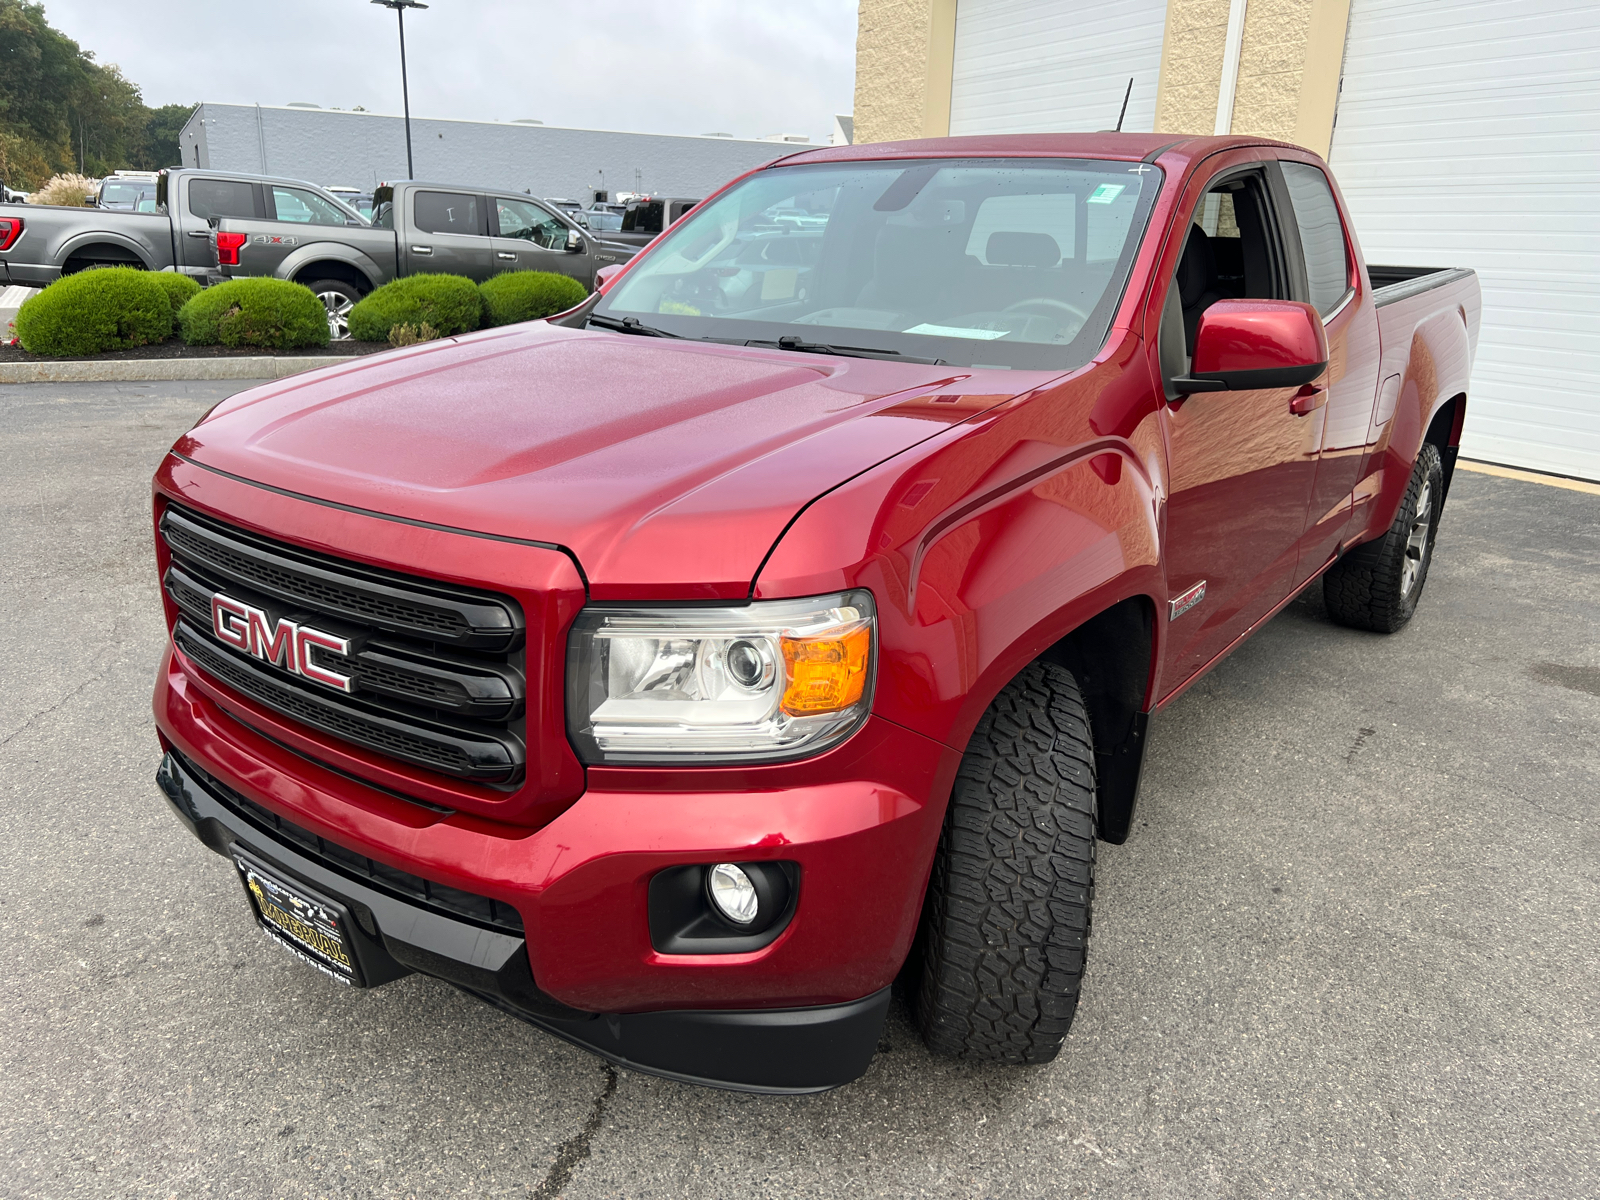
[0,642,122,750]
[532,1062,617,1200]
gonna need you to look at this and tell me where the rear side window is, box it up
[622,201,664,234]
[413,191,483,236]
[188,179,258,221]
[1281,162,1350,314]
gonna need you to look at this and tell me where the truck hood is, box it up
[175,322,1030,598]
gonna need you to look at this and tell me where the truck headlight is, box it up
[566,591,876,764]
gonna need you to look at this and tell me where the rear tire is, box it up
[1323,443,1445,633]
[303,278,362,341]
[911,661,1096,1065]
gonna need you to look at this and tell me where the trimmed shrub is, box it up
[347,273,482,342]
[29,173,96,207]
[388,322,441,348]
[13,267,172,356]
[150,272,202,315]
[178,278,330,350]
[479,270,588,327]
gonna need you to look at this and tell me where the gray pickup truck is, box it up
[215,181,635,338]
[0,169,364,288]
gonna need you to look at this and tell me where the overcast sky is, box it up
[43,0,859,145]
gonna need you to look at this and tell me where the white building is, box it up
[178,103,790,204]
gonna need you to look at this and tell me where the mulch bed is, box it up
[0,340,389,364]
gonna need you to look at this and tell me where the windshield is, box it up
[584,209,623,231]
[594,158,1161,370]
[100,181,158,211]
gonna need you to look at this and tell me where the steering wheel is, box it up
[1003,297,1092,327]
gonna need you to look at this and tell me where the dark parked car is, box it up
[608,195,700,248]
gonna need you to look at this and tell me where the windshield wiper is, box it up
[587,313,681,338]
[747,335,944,365]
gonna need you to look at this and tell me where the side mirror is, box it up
[566,227,584,253]
[595,263,625,292]
[1175,299,1328,394]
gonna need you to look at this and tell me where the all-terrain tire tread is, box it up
[913,661,1096,1065]
[1323,443,1444,633]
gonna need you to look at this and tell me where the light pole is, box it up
[370,0,427,179]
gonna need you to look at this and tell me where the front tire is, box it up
[1323,443,1445,633]
[303,278,362,342]
[912,661,1096,1065]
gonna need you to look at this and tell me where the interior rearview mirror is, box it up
[1175,299,1329,394]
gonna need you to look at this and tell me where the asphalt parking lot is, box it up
[1,378,1595,1199]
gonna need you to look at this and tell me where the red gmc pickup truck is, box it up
[151,133,1479,1093]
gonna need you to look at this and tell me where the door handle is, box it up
[496,251,516,260]
[186,230,210,238]
[409,245,432,255]
[1290,384,1328,416]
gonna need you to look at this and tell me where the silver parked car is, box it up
[214,181,636,338]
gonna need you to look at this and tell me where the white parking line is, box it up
[0,285,37,308]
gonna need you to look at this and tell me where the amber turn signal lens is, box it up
[780,624,871,716]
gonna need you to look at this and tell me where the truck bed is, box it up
[1368,264,1477,307]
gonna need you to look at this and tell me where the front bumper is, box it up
[157,751,889,1092]
[155,649,959,1091]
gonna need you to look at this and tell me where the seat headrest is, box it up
[1178,227,1216,307]
[986,231,1061,268]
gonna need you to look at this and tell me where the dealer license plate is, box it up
[233,850,361,986]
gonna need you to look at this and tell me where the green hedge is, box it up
[178,278,330,350]
[348,274,482,342]
[150,272,202,314]
[13,267,172,356]
[479,271,588,327]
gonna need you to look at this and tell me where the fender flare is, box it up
[275,244,383,291]
[56,229,159,269]
[1369,307,1474,537]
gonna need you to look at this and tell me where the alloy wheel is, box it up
[1401,479,1433,597]
[318,291,354,341]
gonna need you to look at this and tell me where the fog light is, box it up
[707,863,758,925]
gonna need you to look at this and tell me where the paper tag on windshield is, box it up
[904,323,1010,340]
[1087,184,1127,205]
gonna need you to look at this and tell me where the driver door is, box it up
[489,195,590,284]
[1157,159,1325,690]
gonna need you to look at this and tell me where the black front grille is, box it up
[166,563,522,720]
[167,751,524,934]
[162,502,528,788]
[161,506,521,650]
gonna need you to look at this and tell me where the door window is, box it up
[1280,162,1351,315]
[495,198,568,249]
[188,178,258,221]
[413,191,483,236]
[1172,171,1288,353]
[270,186,354,226]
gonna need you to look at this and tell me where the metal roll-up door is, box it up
[949,0,1169,136]
[1330,0,1600,480]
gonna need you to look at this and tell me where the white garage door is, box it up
[1330,0,1600,480]
[950,0,1168,136]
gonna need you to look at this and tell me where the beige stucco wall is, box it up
[1153,0,1236,136]
[855,0,1350,154]
[854,0,957,144]
[1233,0,1320,141]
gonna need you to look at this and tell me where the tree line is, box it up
[0,0,194,191]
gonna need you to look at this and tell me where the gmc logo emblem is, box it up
[211,595,354,693]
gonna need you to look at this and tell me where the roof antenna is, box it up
[1115,77,1134,132]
